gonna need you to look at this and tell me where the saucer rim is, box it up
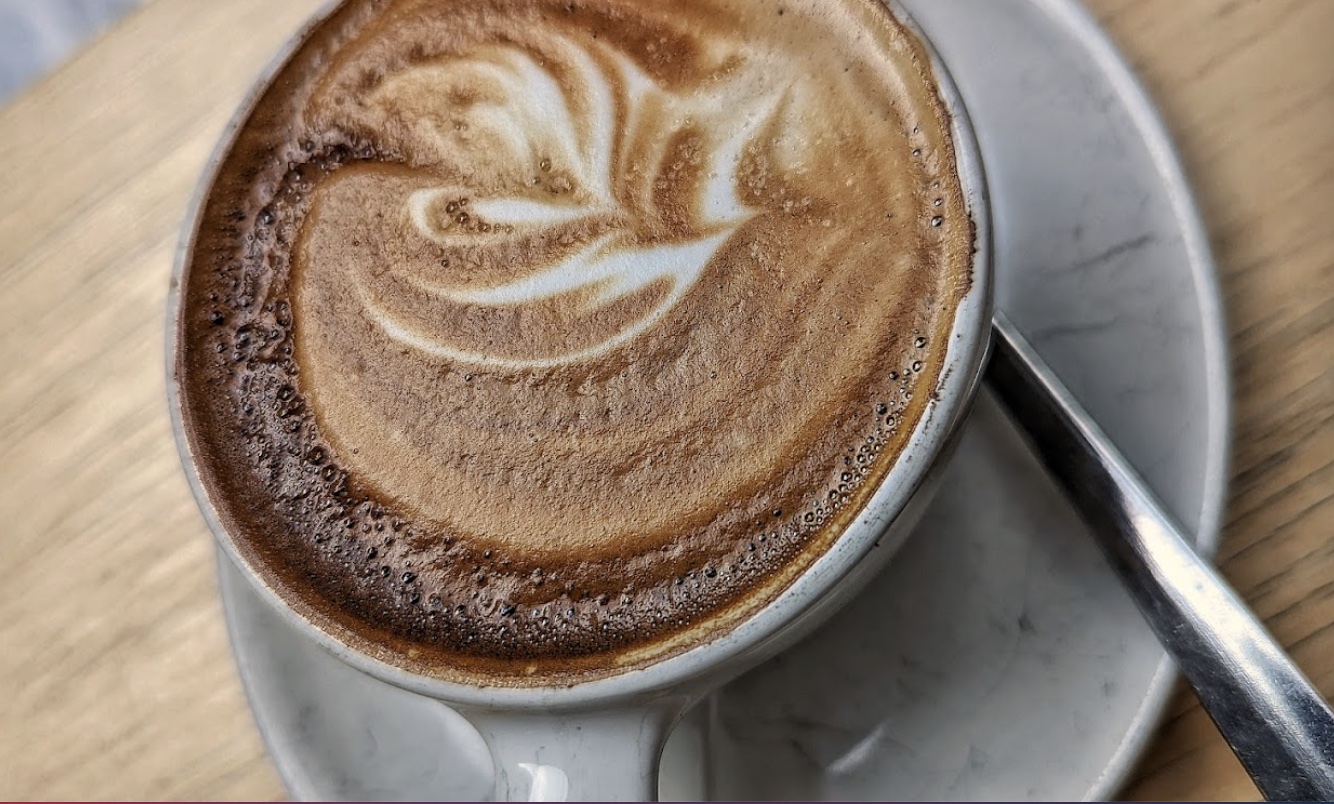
[1026,0,1229,797]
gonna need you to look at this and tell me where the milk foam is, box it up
[347,39,782,369]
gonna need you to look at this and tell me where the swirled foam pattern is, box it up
[177,0,972,683]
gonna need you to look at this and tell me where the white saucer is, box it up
[218,0,1229,799]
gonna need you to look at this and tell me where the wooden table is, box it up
[0,0,1329,799]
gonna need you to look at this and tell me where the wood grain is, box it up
[0,0,1329,800]
[0,2,324,800]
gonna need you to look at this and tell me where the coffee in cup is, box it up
[174,0,974,686]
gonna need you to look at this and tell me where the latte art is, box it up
[349,37,782,369]
[178,0,974,684]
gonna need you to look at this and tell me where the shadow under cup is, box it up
[167,0,992,798]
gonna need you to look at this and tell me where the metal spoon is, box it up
[985,311,1334,802]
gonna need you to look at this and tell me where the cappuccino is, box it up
[176,0,972,684]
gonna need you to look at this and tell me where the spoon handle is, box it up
[985,312,1334,802]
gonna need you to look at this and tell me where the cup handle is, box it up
[460,702,684,801]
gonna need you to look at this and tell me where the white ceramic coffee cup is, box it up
[167,1,991,799]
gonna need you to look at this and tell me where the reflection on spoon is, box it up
[987,313,1334,801]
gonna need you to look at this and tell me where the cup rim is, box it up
[166,0,992,710]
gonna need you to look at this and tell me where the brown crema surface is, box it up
[177,0,972,684]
